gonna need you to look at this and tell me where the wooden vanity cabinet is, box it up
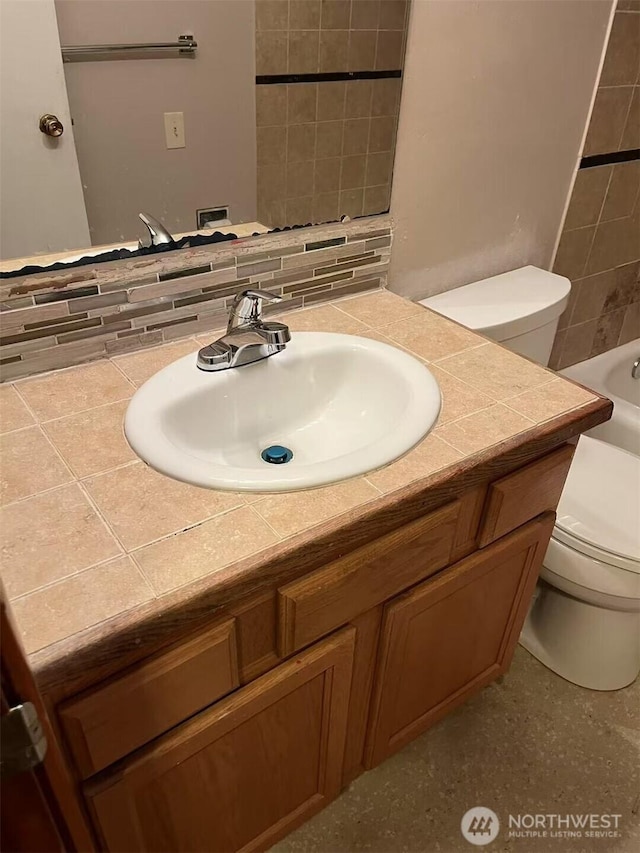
[85,629,356,853]
[365,513,555,768]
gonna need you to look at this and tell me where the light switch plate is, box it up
[164,112,185,149]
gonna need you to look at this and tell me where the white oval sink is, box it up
[124,332,441,492]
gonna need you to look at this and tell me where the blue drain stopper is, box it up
[261,445,293,465]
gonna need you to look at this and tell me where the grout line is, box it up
[75,478,128,554]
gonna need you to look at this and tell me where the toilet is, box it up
[420,265,640,690]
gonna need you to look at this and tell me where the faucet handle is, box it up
[138,212,174,249]
[228,289,282,330]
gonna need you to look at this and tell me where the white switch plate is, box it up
[164,112,185,149]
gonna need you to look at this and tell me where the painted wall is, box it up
[55,0,257,246]
[388,0,613,302]
[0,0,90,260]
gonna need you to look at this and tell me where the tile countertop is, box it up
[0,289,610,694]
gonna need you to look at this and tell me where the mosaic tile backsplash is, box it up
[0,217,391,381]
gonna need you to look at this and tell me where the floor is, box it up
[272,647,640,853]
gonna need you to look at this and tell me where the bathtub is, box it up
[562,338,640,456]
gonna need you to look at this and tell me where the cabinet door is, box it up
[86,628,355,853]
[366,513,554,768]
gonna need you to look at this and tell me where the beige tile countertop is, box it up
[0,289,609,693]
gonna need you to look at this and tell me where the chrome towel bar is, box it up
[61,34,197,60]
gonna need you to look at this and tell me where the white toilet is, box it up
[420,265,640,690]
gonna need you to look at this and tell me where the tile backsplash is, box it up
[550,2,639,369]
[0,217,391,381]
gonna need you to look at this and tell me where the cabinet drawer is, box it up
[60,619,239,778]
[478,444,574,547]
[278,501,460,655]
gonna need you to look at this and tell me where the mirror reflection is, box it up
[0,0,410,267]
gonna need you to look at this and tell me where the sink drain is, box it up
[261,444,293,465]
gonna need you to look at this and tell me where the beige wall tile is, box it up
[113,339,198,387]
[258,125,287,165]
[315,157,342,192]
[600,12,640,87]
[428,365,494,425]
[17,361,134,422]
[379,0,408,30]
[319,30,349,71]
[288,30,320,73]
[289,0,321,29]
[348,30,377,70]
[375,30,404,69]
[363,184,391,214]
[341,154,367,188]
[12,556,153,655]
[339,188,365,217]
[583,86,634,156]
[436,342,552,399]
[506,378,595,423]
[383,313,483,362]
[43,400,135,479]
[556,280,580,330]
[279,304,370,333]
[591,307,626,356]
[371,77,402,117]
[313,191,340,223]
[286,196,314,225]
[368,115,396,152]
[553,226,595,280]
[560,319,598,367]
[366,151,393,186]
[0,484,121,598]
[286,161,316,198]
[316,120,344,157]
[0,386,34,434]
[435,405,534,455]
[351,0,380,30]
[317,82,346,121]
[619,301,640,344]
[620,85,640,150]
[85,462,243,550]
[134,506,278,595]
[343,118,370,155]
[563,166,611,230]
[600,161,640,222]
[253,478,378,537]
[256,31,288,75]
[367,433,462,494]
[256,0,289,30]
[321,0,351,29]
[258,162,286,201]
[288,83,318,124]
[345,80,373,118]
[336,289,423,326]
[547,328,566,371]
[570,270,616,325]
[287,123,317,162]
[0,426,72,505]
[603,260,640,311]
[256,85,288,127]
[585,208,640,275]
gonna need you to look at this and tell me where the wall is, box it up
[550,1,639,370]
[255,0,409,227]
[0,0,90,259]
[388,0,613,302]
[55,0,257,246]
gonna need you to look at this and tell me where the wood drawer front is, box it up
[60,619,239,778]
[479,444,574,547]
[278,501,460,656]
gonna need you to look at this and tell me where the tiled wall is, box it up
[255,0,409,227]
[0,217,391,381]
[550,1,639,369]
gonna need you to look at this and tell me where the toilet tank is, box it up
[419,266,571,366]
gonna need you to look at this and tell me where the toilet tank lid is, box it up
[555,436,640,570]
[419,266,571,341]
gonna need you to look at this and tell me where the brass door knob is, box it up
[39,114,64,137]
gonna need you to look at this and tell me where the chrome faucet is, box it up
[197,289,291,372]
[138,212,174,248]
[632,356,640,380]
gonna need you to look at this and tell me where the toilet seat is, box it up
[552,436,640,576]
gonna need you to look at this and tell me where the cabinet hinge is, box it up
[0,702,47,777]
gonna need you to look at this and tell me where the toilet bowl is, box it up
[420,266,640,690]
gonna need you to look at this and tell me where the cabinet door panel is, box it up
[87,629,355,853]
[366,514,554,768]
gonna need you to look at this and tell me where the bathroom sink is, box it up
[124,332,441,491]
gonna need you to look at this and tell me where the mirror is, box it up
[0,0,410,271]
